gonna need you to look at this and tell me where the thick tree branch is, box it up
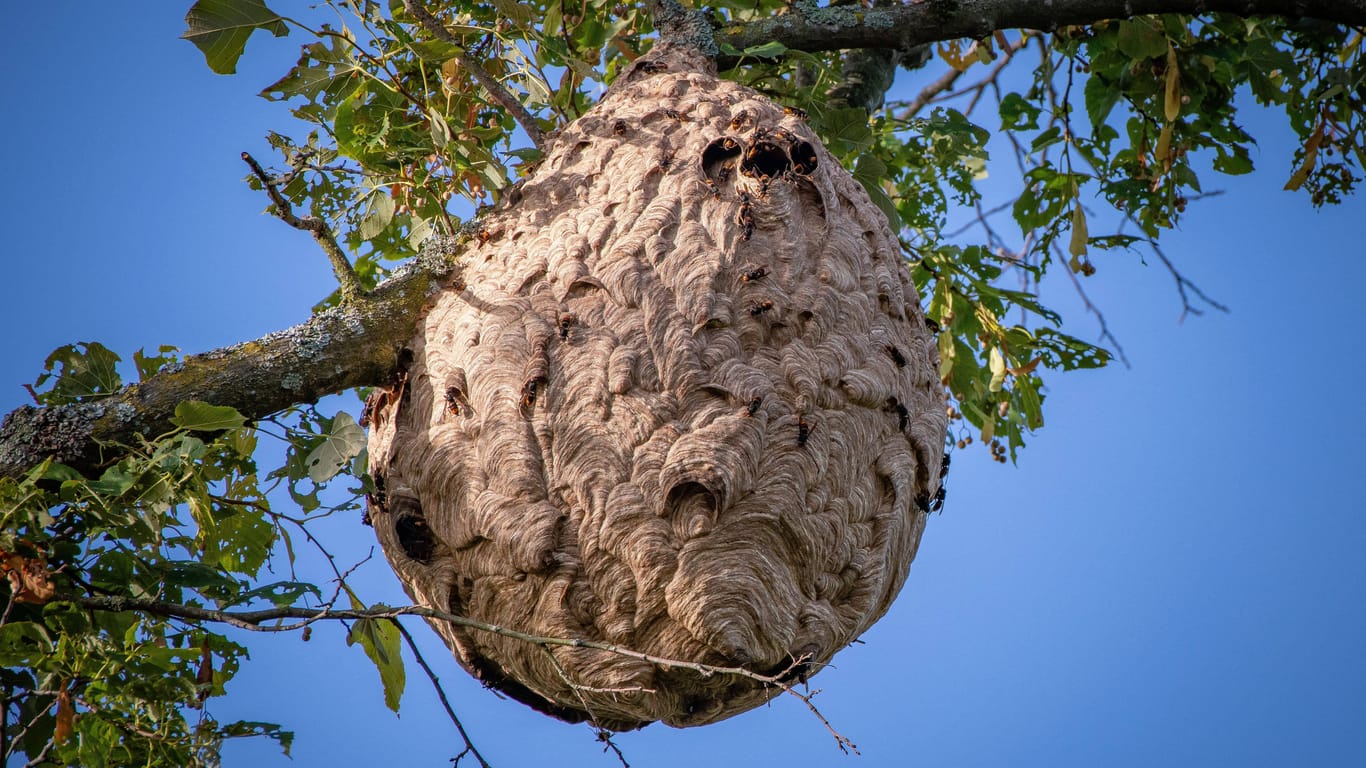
[648,0,719,56]
[0,249,464,480]
[714,0,1366,54]
[402,0,546,150]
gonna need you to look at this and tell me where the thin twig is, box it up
[393,621,491,768]
[1145,237,1231,322]
[596,728,631,768]
[537,647,633,767]
[1050,243,1131,367]
[898,34,1029,120]
[240,152,364,303]
[401,0,545,150]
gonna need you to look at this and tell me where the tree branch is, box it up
[401,0,546,150]
[0,247,464,480]
[241,152,364,303]
[647,0,719,56]
[70,593,856,749]
[714,0,1366,54]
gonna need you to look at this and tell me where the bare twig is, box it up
[537,648,633,767]
[596,728,632,768]
[899,34,1029,120]
[401,0,546,150]
[1145,237,1231,322]
[1050,244,1132,366]
[393,621,491,768]
[240,152,364,303]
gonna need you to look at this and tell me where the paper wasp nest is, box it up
[365,46,946,731]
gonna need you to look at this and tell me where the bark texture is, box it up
[714,0,1366,54]
[365,44,946,730]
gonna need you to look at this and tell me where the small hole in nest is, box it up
[394,505,437,563]
[790,140,818,175]
[665,481,719,539]
[741,140,789,179]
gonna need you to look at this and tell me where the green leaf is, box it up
[0,622,53,666]
[816,107,874,154]
[133,345,180,381]
[304,411,365,482]
[408,41,464,63]
[170,401,247,432]
[357,192,396,241]
[347,615,406,712]
[33,342,122,404]
[1084,75,1121,130]
[741,41,788,60]
[1030,126,1063,153]
[228,580,323,608]
[853,154,898,229]
[999,92,1040,131]
[182,0,289,75]
[1213,144,1254,175]
[218,721,294,757]
[1115,19,1168,60]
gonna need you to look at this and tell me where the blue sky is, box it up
[2,6,1363,767]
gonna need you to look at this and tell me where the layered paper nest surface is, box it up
[366,45,946,730]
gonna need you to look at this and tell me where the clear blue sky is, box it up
[2,6,1363,767]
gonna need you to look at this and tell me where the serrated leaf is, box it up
[88,465,136,497]
[170,401,247,432]
[182,0,288,75]
[348,615,405,712]
[303,411,365,483]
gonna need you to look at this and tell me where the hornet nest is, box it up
[364,44,946,731]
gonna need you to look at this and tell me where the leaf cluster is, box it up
[2,347,376,765]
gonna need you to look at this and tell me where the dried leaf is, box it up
[1068,203,1089,260]
[54,688,74,744]
[1164,44,1181,122]
[1284,118,1326,191]
[988,347,1007,392]
[1155,122,1175,169]
[1,551,55,604]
